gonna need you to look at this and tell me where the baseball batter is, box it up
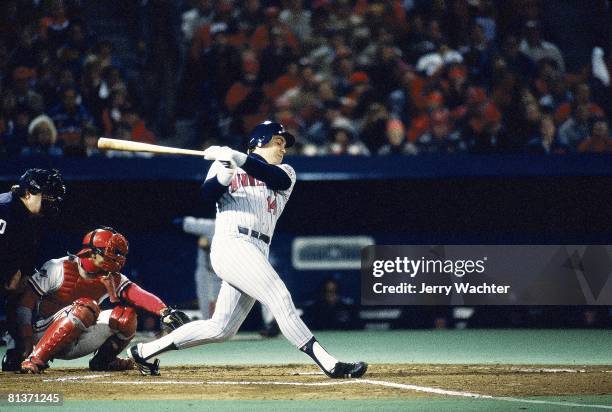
[130,121,367,378]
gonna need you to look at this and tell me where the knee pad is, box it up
[109,306,137,340]
[70,298,100,330]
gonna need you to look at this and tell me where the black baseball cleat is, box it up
[325,361,368,379]
[128,344,160,376]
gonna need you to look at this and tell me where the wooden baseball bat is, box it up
[97,138,206,157]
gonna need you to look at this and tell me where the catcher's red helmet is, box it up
[76,227,128,275]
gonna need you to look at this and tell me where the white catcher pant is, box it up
[170,235,313,349]
[34,308,115,360]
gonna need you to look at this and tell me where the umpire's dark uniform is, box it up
[0,169,65,371]
[0,191,42,291]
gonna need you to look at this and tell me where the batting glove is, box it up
[204,146,247,167]
[216,159,236,186]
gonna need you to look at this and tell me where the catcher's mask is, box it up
[13,168,66,217]
[76,227,129,275]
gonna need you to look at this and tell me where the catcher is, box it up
[16,227,190,373]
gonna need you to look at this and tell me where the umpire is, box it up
[0,168,66,371]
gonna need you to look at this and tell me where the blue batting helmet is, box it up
[248,121,295,149]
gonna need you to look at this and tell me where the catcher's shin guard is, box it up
[90,306,137,371]
[108,305,137,340]
[22,298,100,373]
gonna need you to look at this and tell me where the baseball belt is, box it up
[237,226,270,244]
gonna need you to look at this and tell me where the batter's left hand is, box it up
[203,146,232,161]
[203,146,246,166]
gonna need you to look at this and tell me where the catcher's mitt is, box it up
[160,307,191,331]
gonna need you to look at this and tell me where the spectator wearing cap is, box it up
[378,118,417,155]
[416,108,465,154]
[578,120,612,153]
[48,86,94,147]
[322,118,369,156]
[22,114,62,157]
[558,104,592,151]
[519,20,565,73]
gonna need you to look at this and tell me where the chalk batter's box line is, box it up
[43,374,612,410]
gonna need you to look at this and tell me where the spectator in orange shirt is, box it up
[250,6,299,56]
[578,120,612,153]
[121,107,157,145]
[555,83,605,125]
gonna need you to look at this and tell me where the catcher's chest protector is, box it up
[51,261,119,306]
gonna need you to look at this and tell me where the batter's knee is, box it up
[200,319,238,343]
[109,306,137,340]
[267,280,295,312]
[70,298,101,330]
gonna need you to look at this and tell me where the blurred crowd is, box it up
[0,0,610,158]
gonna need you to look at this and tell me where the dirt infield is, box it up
[1,364,611,401]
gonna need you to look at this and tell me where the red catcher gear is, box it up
[89,306,138,372]
[77,227,129,275]
[21,298,100,373]
[109,306,137,340]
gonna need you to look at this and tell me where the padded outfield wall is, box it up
[2,154,612,309]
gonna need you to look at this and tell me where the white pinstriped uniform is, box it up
[163,160,314,350]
